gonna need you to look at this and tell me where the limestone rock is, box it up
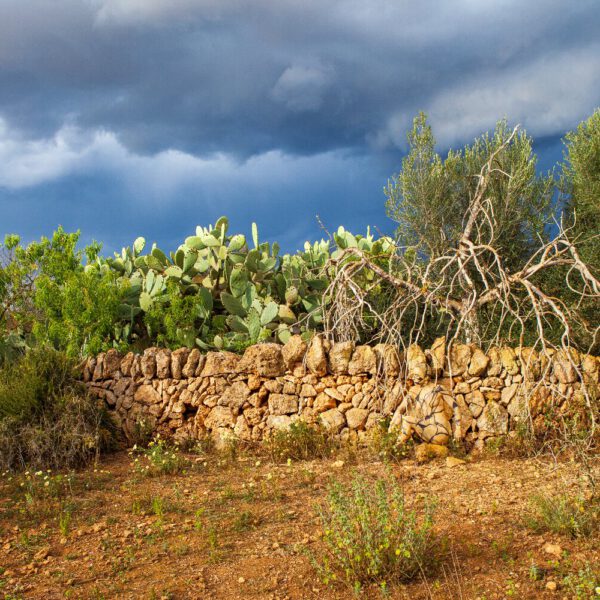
[155,349,171,379]
[507,393,529,422]
[448,344,472,376]
[268,393,298,415]
[427,336,446,375]
[406,344,427,382]
[299,384,317,397]
[374,344,401,377]
[415,443,448,463]
[446,456,466,468]
[267,415,292,430]
[204,406,234,429]
[553,348,580,384]
[306,335,328,376]
[313,392,336,413]
[345,408,369,430]
[468,347,489,377]
[467,390,485,418]
[238,343,285,377]
[103,349,122,378]
[348,345,377,375]
[452,394,474,440]
[281,335,307,371]
[581,353,599,384]
[92,353,105,381]
[120,352,135,377]
[201,351,240,376]
[500,346,519,376]
[500,383,519,406]
[141,348,158,379]
[328,341,355,374]
[243,407,262,426]
[182,348,201,378]
[324,387,344,402]
[134,384,161,405]
[518,347,541,381]
[319,409,346,433]
[170,348,190,380]
[219,381,251,412]
[477,401,508,435]
[194,353,207,376]
[234,415,252,440]
[487,347,503,377]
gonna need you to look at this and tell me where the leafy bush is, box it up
[0,347,115,471]
[312,473,439,592]
[265,421,334,462]
[525,492,600,538]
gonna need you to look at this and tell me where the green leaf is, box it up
[151,247,169,265]
[228,234,246,252]
[227,315,249,333]
[182,250,198,273]
[230,268,248,297]
[185,236,205,250]
[133,237,145,255]
[146,255,164,271]
[164,265,183,279]
[139,291,153,312]
[220,292,247,317]
[247,309,261,341]
[261,301,278,325]
[252,222,259,248]
[201,234,221,248]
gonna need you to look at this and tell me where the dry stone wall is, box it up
[83,336,599,449]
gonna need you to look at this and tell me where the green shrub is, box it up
[130,436,188,476]
[368,418,412,462]
[312,473,439,592]
[561,562,600,599]
[265,421,333,462]
[525,492,600,538]
[0,347,115,471]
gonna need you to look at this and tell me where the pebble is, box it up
[543,543,562,558]
[545,581,557,591]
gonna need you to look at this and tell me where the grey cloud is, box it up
[0,0,598,159]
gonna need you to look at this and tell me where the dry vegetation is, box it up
[1,438,599,600]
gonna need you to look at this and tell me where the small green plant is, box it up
[525,492,600,538]
[130,436,187,477]
[233,510,258,532]
[368,418,411,462]
[207,525,220,562]
[311,473,439,592]
[151,496,164,523]
[265,421,333,462]
[58,502,73,537]
[18,470,74,513]
[561,562,600,598]
[194,507,206,533]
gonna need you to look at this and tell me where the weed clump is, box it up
[525,492,600,538]
[265,421,333,462]
[312,473,439,593]
[130,436,188,477]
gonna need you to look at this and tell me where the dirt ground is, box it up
[1,444,599,600]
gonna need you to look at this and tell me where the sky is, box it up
[0,0,599,255]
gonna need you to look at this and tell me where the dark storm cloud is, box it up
[1,0,598,158]
[0,1,598,253]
